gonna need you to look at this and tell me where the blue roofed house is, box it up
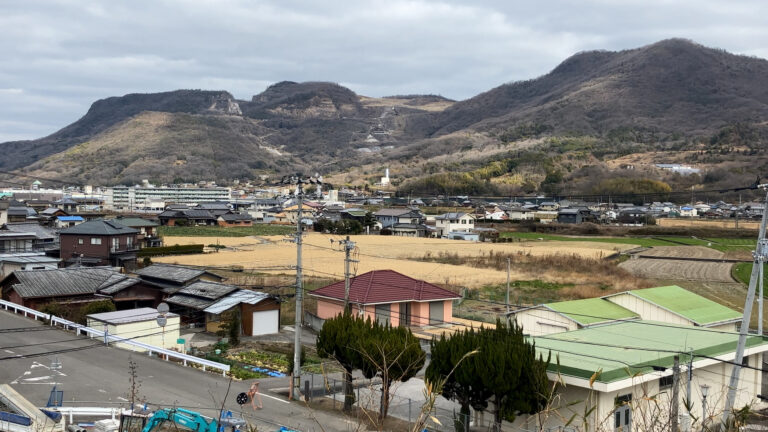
[55,215,84,229]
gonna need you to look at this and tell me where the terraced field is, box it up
[638,246,725,259]
[619,258,735,282]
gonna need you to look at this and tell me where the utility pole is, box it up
[505,257,511,314]
[671,355,680,432]
[723,186,768,426]
[342,236,357,313]
[281,174,321,401]
[293,180,304,401]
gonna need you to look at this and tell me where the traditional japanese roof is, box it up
[134,264,206,284]
[219,213,252,222]
[1,223,56,240]
[111,217,159,228]
[41,208,66,216]
[196,202,231,210]
[603,285,742,326]
[309,270,461,305]
[165,281,239,310]
[2,267,135,299]
[374,208,418,217]
[176,281,238,300]
[59,220,138,236]
[0,255,59,265]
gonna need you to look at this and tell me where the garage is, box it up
[251,310,279,336]
[203,290,281,336]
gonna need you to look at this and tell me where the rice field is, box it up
[155,233,635,288]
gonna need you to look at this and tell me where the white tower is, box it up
[380,168,390,186]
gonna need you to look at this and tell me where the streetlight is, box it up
[700,384,710,431]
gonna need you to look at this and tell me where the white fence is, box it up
[0,299,230,376]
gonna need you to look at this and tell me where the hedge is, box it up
[137,244,204,257]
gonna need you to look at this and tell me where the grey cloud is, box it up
[1,0,767,142]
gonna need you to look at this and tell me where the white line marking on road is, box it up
[117,397,128,402]
[4,350,14,354]
[98,389,107,393]
[259,393,289,404]
[23,376,51,382]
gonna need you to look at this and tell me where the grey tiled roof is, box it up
[97,275,140,295]
[165,294,217,310]
[2,223,57,241]
[176,281,237,300]
[60,220,138,236]
[182,210,216,218]
[219,213,252,221]
[374,208,414,217]
[9,268,117,298]
[135,264,205,284]
[110,217,159,228]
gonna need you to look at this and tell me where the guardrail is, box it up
[0,300,230,376]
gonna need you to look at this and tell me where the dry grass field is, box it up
[657,218,759,230]
[157,233,637,288]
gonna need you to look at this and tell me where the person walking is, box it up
[248,381,263,410]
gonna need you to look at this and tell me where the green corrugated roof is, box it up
[627,285,742,325]
[546,298,638,325]
[533,320,765,383]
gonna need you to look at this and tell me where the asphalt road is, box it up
[0,310,351,432]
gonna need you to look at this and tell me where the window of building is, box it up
[112,238,119,250]
[429,301,443,325]
[126,237,133,248]
[78,238,84,245]
[91,238,102,245]
[658,375,673,390]
[375,304,390,325]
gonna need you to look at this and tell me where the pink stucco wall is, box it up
[316,299,345,320]
[317,298,453,327]
[412,302,429,326]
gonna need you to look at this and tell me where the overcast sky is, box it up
[2,0,767,142]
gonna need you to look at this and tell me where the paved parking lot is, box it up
[0,309,349,432]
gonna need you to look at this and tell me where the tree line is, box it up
[316,314,550,430]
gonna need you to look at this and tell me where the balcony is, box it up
[110,245,139,254]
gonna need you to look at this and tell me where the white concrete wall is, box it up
[606,293,692,326]
[514,308,578,336]
[86,316,180,352]
[708,321,738,332]
[511,352,765,432]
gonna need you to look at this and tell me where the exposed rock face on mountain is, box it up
[3,39,768,186]
[0,90,242,171]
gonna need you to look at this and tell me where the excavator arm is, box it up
[141,409,217,432]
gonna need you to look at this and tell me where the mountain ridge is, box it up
[3,39,768,187]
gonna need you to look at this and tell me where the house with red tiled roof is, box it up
[309,270,461,327]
